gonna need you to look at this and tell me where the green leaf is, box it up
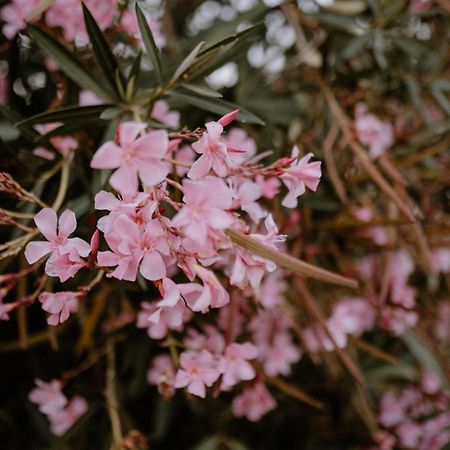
[340,35,371,60]
[0,106,41,142]
[26,24,112,101]
[16,104,113,127]
[172,41,206,82]
[181,83,223,98]
[82,3,124,100]
[402,330,449,387]
[128,51,142,84]
[168,90,265,125]
[99,107,124,120]
[136,3,163,84]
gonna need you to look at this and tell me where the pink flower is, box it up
[231,178,266,223]
[188,110,240,180]
[184,325,226,354]
[79,90,102,106]
[259,333,301,377]
[38,291,79,326]
[256,175,281,199]
[230,215,286,289]
[224,128,257,166]
[120,9,165,49]
[221,342,258,389]
[34,123,78,160]
[29,379,67,415]
[280,146,322,208]
[258,270,287,309]
[186,265,230,312]
[48,396,88,436]
[172,176,233,247]
[432,248,450,273]
[147,355,176,398]
[232,382,276,422]
[354,103,394,159]
[90,122,170,195]
[151,100,179,128]
[1,0,42,39]
[24,208,90,281]
[174,350,225,398]
[46,0,117,42]
[99,215,170,281]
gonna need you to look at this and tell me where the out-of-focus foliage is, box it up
[0,0,449,449]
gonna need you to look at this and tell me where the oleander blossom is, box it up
[24,208,91,282]
[232,382,277,421]
[280,146,322,208]
[354,103,394,159]
[90,121,170,195]
[38,291,79,326]
[1,0,42,39]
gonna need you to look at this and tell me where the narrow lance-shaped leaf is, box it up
[16,105,114,127]
[180,83,223,98]
[225,228,358,288]
[172,41,206,82]
[136,3,163,84]
[26,24,112,101]
[82,3,124,100]
[169,91,265,125]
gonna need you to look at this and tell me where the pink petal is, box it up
[137,159,170,186]
[109,164,138,195]
[205,121,223,141]
[114,215,140,245]
[58,209,76,239]
[95,191,119,210]
[187,379,206,398]
[117,122,146,147]
[207,209,233,229]
[187,153,212,180]
[90,142,123,169]
[217,109,239,127]
[34,208,58,241]
[140,251,166,281]
[24,241,53,264]
[133,129,168,159]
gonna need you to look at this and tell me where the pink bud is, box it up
[218,109,239,127]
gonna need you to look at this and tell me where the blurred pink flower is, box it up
[174,350,224,398]
[232,382,276,422]
[147,354,176,398]
[29,379,67,415]
[38,291,79,325]
[48,396,88,436]
[151,100,179,128]
[1,0,42,39]
[355,103,394,159]
[280,146,321,208]
[120,9,165,49]
[221,342,258,389]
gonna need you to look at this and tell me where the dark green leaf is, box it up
[100,107,124,120]
[168,90,265,125]
[82,3,124,100]
[128,51,142,84]
[172,41,206,81]
[16,104,113,127]
[181,83,223,98]
[0,106,41,142]
[136,3,163,84]
[27,24,112,101]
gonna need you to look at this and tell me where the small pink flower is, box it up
[34,123,78,160]
[431,248,450,273]
[231,178,266,223]
[354,103,394,159]
[151,100,180,128]
[232,382,276,422]
[46,0,117,42]
[188,110,240,180]
[147,354,176,398]
[256,175,281,199]
[48,396,88,436]
[1,0,42,39]
[79,90,102,106]
[120,9,165,49]
[98,215,170,281]
[221,342,258,389]
[91,121,170,194]
[259,333,301,377]
[280,146,322,208]
[172,176,233,247]
[224,128,257,166]
[29,379,67,415]
[24,209,90,281]
[174,350,225,398]
[38,291,79,326]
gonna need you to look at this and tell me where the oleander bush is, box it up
[0,1,449,449]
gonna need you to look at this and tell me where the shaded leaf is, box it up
[179,83,223,98]
[168,90,265,125]
[82,3,124,100]
[136,3,163,84]
[26,24,112,101]
[16,104,113,127]
[172,41,206,81]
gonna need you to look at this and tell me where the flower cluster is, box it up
[29,379,87,436]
